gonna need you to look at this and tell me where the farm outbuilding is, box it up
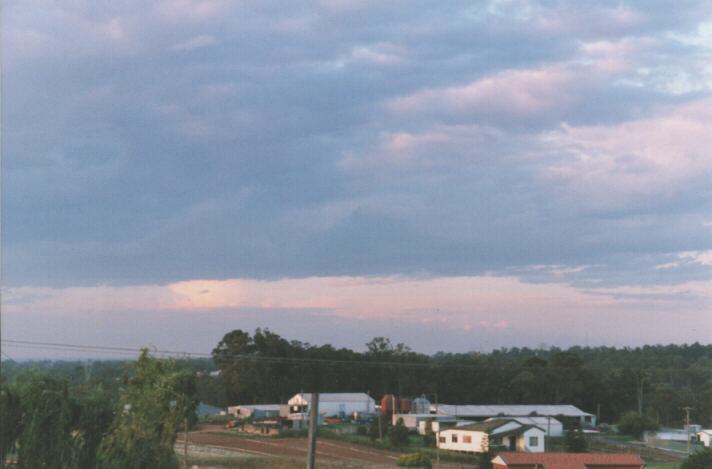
[432,404,596,428]
[227,404,282,419]
[287,392,376,418]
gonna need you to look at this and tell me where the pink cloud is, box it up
[5,275,710,338]
[153,0,233,23]
[387,66,577,119]
[542,97,712,208]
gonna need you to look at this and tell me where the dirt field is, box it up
[178,425,469,468]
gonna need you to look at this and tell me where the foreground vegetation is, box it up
[0,349,197,468]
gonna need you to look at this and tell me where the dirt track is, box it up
[178,425,467,467]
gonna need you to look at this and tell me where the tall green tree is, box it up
[98,349,197,469]
[14,373,78,469]
[72,385,116,469]
[0,384,22,462]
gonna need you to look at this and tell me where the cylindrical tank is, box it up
[399,398,411,414]
[381,394,397,416]
[411,397,431,414]
[381,395,412,415]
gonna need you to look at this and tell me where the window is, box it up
[529,436,539,447]
[451,434,458,443]
[463,435,472,443]
[439,436,446,443]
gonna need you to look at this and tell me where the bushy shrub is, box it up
[356,425,368,436]
[397,451,432,468]
[681,448,712,469]
[390,418,410,448]
[617,411,657,440]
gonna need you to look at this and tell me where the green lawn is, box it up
[645,463,680,469]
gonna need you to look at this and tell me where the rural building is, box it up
[392,413,457,431]
[491,452,646,469]
[432,404,596,428]
[287,392,376,418]
[697,429,712,446]
[227,404,282,419]
[437,419,545,454]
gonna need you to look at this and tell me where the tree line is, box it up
[207,329,712,427]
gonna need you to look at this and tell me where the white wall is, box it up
[438,429,488,453]
[697,432,711,447]
[519,427,545,452]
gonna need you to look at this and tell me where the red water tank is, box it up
[381,395,411,415]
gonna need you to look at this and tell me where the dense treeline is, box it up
[208,329,712,427]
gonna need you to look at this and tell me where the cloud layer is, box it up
[3,0,711,355]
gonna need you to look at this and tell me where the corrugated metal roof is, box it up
[492,416,563,427]
[495,452,645,469]
[442,418,515,433]
[290,393,374,403]
[492,424,544,438]
[433,404,593,417]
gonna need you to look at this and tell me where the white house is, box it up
[697,429,712,447]
[287,393,376,418]
[432,404,596,428]
[437,419,545,454]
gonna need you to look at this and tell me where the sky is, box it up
[2,0,711,359]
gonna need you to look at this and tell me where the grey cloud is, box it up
[4,0,711,295]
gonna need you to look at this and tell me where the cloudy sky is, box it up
[3,0,711,358]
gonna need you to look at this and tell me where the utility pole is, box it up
[183,417,189,469]
[683,407,692,456]
[546,416,551,452]
[0,0,4,464]
[306,393,319,469]
[435,391,440,469]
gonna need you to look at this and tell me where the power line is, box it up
[2,339,488,370]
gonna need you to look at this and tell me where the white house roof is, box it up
[432,404,593,418]
[489,416,563,427]
[289,392,374,405]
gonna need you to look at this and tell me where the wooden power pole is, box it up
[306,393,320,469]
[683,406,692,456]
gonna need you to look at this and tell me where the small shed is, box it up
[697,429,712,447]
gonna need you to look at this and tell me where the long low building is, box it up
[227,404,282,419]
[432,404,596,428]
[288,392,376,418]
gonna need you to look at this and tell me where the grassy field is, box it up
[646,463,680,469]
